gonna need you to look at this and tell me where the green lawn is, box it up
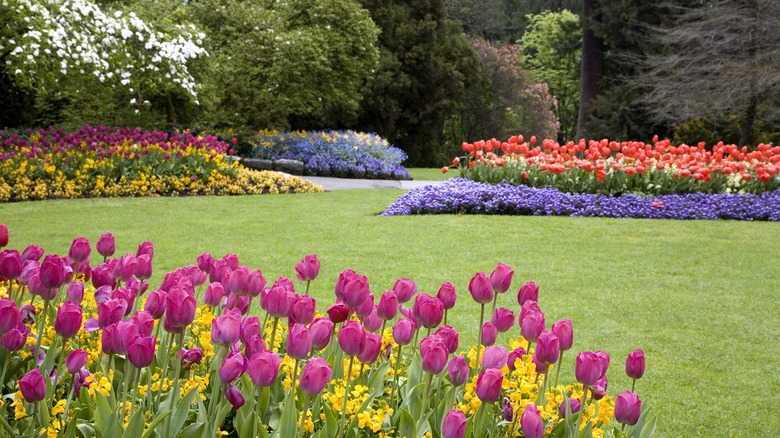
[407,167,460,181]
[1,190,778,437]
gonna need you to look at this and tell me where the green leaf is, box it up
[94,391,119,436]
[399,408,416,438]
[63,415,78,438]
[277,388,298,438]
[179,422,207,438]
[169,386,199,437]
[321,398,338,438]
[639,413,657,438]
[405,354,423,395]
[140,411,171,438]
[123,407,145,438]
[41,336,59,374]
[76,424,97,438]
[415,410,432,438]
[577,421,593,438]
[238,411,255,438]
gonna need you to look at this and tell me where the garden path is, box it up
[294,175,444,191]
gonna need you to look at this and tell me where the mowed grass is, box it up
[1,190,778,437]
[407,167,459,181]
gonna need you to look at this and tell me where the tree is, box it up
[356,0,479,166]
[642,0,780,146]
[575,0,602,139]
[521,9,580,141]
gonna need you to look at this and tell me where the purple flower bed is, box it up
[381,178,780,221]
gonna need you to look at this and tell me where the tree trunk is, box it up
[576,0,603,139]
[739,93,758,147]
[165,90,175,131]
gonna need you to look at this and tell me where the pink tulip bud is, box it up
[309,318,333,351]
[246,270,266,297]
[227,266,249,296]
[244,334,267,358]
[536,331,560,365]
[299,357,331,396]
[91,263,115,289]
[357,332,382,365]
[0,298,21,334]
[132,310,155,337]
[291,295,316,326]
[392,318,415,346]
[209,259,231,284]
[507,347,526,371]
[442,409,467,438]
[481,346,507,369]
[136,241,154,260]
[240,316,262,344]
[447,355,469,387]
[98,298,127,328]
[420,334,448,375]
[468,272,493,304]
[223,292,251,315]
[559,397,581,419]
[220,352,247,383]
[212,308,242,346]
[626,349,645,380]
[164,286,197,331]
[363,306,383,333]
[225,383,244,409]
[476,368,503,403]
[355,292,374,318]
[68,237,91,264]
[128,336,156,368]
[66,349,88,374]
[113,254,137,283]
[434,325,459,354]
[287,323,312,360]
[436,282,456,310]
[66,281,84,303]
[247,350,282,387]
[40,254,66,291]
[54,301,82,339]
[591,375,608,400]
[222,253,239,270]
[491,308,514,333]
[21,245,43,262]
[614,391,642,426]
[551,319,573,351]
[0,250,22,281]
[266,286,295,318]
[144,289,167,319]
[519,300,541,324]
[19,369,47,403]
[417,294,444,329]
[517,281,539,306]
[338,320,365,357]
[111,287,136,316]
[393,278,417,304]
[575,351,609,386]
[520,404,544,438]
[295,254,320,282]
[343,276,370,309]
[134,254,153,280]
[0,224,7,248]
[489,263,513,293]
[196,252,213,273]
[376,291,399,321]
[96,233,115,258]
[520,311,545,343]
[1,322,27,351]
[204,282,225,307]
[481,322,497,346]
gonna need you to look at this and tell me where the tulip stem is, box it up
[475,303,485,374]
[444,309,448,326]
[0,354,10,389]
[631,378,636,394]
[475,402,485,433]
[59,380,76,438]
[33,298,51,371]
[576,385,589,434]
[422,373,433,410]
[292,359,300,394]
[269,317,280,352]
[553,351,564,389]
[127,368,140,423]
[297,393,311,438]
[166,331,185,437]
[490,294,498,323]
[120,358,131,420]
[154,334,176,412]
[29,402,38,438]
[253,386,263,438]
[305,280,311,296]
[208,345,227,420]
[391,344,402,413]
[338,355,355,438]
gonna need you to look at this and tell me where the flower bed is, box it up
[0,227,656,437]
[452,136,780,195]
[248,130,412,180]
[0,126,322,202]
[381,178,780,221]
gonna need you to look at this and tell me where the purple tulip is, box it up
[144,289,167,319]
[19,369,47,403]
[481,346,508,369]
[54,301,82,339]
[223,292,251,315]
[244,335,267,358]
[113,254,137,283]
[0,224,5,248]
[204,282,225,307]
[225,383,244,409]
[196,252,213,273]
[377,291,399,321]
[475,368,503,403]
[246,270,266,298]
[338,320,365,357]
[447,355,469,386]
[91,263,115,289]
[520,404,544,438]
[266,286,295,318]
[98,298,126,328]
[591,375,608,400]
[420,335,448,375]
[295,254,320,282]
[327,301,349,323]
[212,308,242,346]
[209,259,231,284]
[287,323,312,360]
[1,322,27,351]
[481,322,497,346]
[128,336,157,368]
[66,281,84,303]
[20,259,39,284]
[531,353,546,373]
[226,266,249,296]
[66,349,88,374]
[309,318,333,351]
[392,318,415,346]
[536,331,560,365]
[502,397,513,422]
[0,250,21,281]
[291,295,316,326]
[101,324,118,354]
[164,286,197,331]
[300,357,331,396]
[220,352,247,383]
[614,391,642,426]
[363,306,383,333]
[343,276,370,309]
[575,351,609,386]
[239,316,262,344]
[357,332,382,365]
[520,311,545,343]
[222,253,239,270]
[626,349,645,380]
[468,272,493,304]
[134,254,153,280]
[112,287,136,316]
[181,347,204,370]
[491,308,514,333]
[559,397,581,419]
[434,325,459,354]
[489,263,513,294]
[73,368,92,397]
[114,320,139,355]
[247,350,282,387]
[393,278,417,304]
[334,269,355,301]
[436,282,457,310]
[22,245,44,262]
[136,241,154,260]
[416,294,444,329]
[96,233,115,258]
[507,347,526,371]
[551,319,573,351]
[0,298,21,334]
[28,274,55,300]
[517,281,539,306]
[68,237,91,263]
[40,254,66,290]
[441,409,467,438]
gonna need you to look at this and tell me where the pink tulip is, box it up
[626,349,645,380]
[357,332,382,365]
[436,282,456,310]
[181,347,204,370]
[212,308,242,346]
[204,282,225,307]
[164,286,197,331]
[468,272,493,304]
[334,269,356,301]
[338,320,365,357]
[520,311,545,343]
[536,331,560,365]
[91,263,115,289]
[128,336,157,368]
[416,294,443,329]
[559,397,581,419]
[575,351,609,386]
[447,355,469,386]
[481,346,507,369]
[520,404,544,438]
[95,233,115,258]
[21,245,43,262]
[355,292,374,318]
[132,310,155,337]
[0,224,7,248]
[519,300,541,325]
[19,369,46,403]
[240,316,262,344]
[441,409,467,438]
[225,383,244,409]
[363,306,383,333]
[327,301,349,323]
[54,301,82,339]
[434,325,459,354]
[517,281,539,306]
[246,270,266,297]
[489,263,513,293]
[481,322,497,346]
[551,319,573,351]
[68,237,91,263]
[220,352,247,383]
[343,276,370,309]
[111,287,136,316]
[113,254,137,283]
[502,397,513,422]
[209,259,231,284]
[40,254,66,290]
[420,335,448,374]
[0,250,21,281]
[531,353,545,373]
[222,253,239,270]
[227,266,249,296]
[223,292,251,315]
[392,278,417,304]
[196,252,213,273]
[134,254,153,280]
[287,323,312,360]
[244,335,267,358]
[266,286,295,318]
[136,241,154,260]
[98,298,127,328]
[300,357,331,396]
[144,289,167,319]
[247,350,282,387]
[614,391,642,425]
[1,322,27,351]
[591,375,608,400]
[475,368,503,403]
[507,347,526,371]
[292,295,316,325]
[295,254,320,282]
[0,298,20,334]
[491,308,514,333]
[66,349,88,374]
[377,291,399,321]
[66,281,84,303]
[392,318,415,346]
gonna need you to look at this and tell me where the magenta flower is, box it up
[626,349,645,380]
[300,357,332,396]
[416,294,444,329]
[223,292,250,315]
[1,322,27,351]
[54,301,82,339]
[98,298,127,328]
[128,336,157,368]
[575,351,609,386]
[222,253,239,270]
[209,259,231,284]
[363,306,383,333]
[0,250,21,281]
[91,263,115,289]
[164,286,197,331]
[434,325,459,354]
[247,270,266,297]
[517,281,539,306]
[197,252,213,273]
[19,369,46,403]
[357,332,382,365]
[536,331,560,365]
[0,224,7,248]
[21,245,43,262]
[614,391,642,426]
[67,281,84,303]
[287,323,312,360]
[291,295,316,326]
[436,282,457,310]
[502,397,513,422]
[136,241,154,260]
[393,278,417,304]
[507,347,526,371]
[343,276,370,309]
[225,383,244,409]
[447,355,469,387]
[481,346,508,369]
[520,311,545,343]
[420,335,448,375]
[40,254,66,291]
[468,272,493,304]
[95,233,115,258]
[338,320,365,357]
[111,286,136,316]
[489,263,513,293]
[240,316,262,344]
[247,350,282,387]
[212,308,242,346]
[591,375,608,400]
[68,237,91,264]
[355,292,374,318]
[227,266,249,296]
[551,319,573,351]
[327,301,349,323]
[334,269,356,301]
[392,318,415,346]
[441,409,467,438]
[181,347,204,370]
[376,291,399,321]
[66,349,88,374]
[475,368,503,403]
[134,254,153,280]
[144,289,167,319]
[204,282,225,307]
[113,254,137,283]
[491,308,514,333]
[244,335,267,359]
[295,254,320,282]
[481,322,497,346]
[309,318,333,351]
[0,298,20,334]
[559,397,581,419]
[266,286,295,318]
[220,352,248,383]
[520,404,544,438]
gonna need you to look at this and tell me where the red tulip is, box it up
[68,237,91,264]
[475,368,503,403]
[489,263,513,293]
[54,301,82,339]
[551,319,573,351]
[95,233,115,258]
[614,391,642,426]
[19,369,46,403]
[327,301,349,323]
[357,332,382,365]
[295,254,320,282]
[212,308,242,346]
[299,357,331,396]
[0,224,7,248]
[392,278,417,304]
[286,323,312,360]
[309,318,333,351]
[626,349,645,380]
[441,409,467,438]
[247,350,282,387]
[338,320,365,357]
[436,282,456,309]
[481,322,497,346]
[0,250,22,281]
[468,272,493,304]
[520,404,544,438]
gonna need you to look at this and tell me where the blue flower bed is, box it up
[381,178,780,220]
[249,130,411,180]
